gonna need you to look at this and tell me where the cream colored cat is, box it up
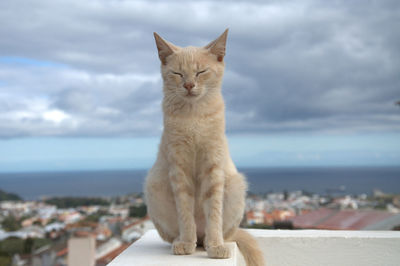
[144,29,265,266]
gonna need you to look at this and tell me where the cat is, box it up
[144,29,265,266]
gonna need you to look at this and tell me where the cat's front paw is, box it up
[206,244,231,259]
[172,240,196,255]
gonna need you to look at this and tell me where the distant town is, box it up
[1,188,400,265]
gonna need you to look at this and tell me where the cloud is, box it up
[0,0,399,138]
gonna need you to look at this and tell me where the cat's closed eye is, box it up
[172,71,183,77]
[196,69,208,76]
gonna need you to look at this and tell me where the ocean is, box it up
[0,167,399,200]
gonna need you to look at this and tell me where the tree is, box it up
[0,189,22,201]
[129,204,147,218]
[1,216,21,232]
[83,210,108,223]
[45,197,109,208]
[23,238,34,253]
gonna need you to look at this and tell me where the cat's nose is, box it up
[183,82,195,91]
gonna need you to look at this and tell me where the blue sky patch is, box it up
[0,56,67,68]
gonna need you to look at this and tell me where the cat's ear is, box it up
[205,29,229,62]
[154,32,178,65]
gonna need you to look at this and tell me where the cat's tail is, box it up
[232,228,265,266]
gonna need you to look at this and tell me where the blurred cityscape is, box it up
[1,187,400,266]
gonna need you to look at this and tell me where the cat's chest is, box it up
[166,116,220,142]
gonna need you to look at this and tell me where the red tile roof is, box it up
[318,210,393,230]
[96,243,130,265]
[291,208,336,228]
[122,216,149,232]
[291,208,394,230]
[56,247,68,257]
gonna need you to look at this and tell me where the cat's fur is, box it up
[144,29,265,266]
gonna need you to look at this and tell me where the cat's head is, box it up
[154,29,228,102]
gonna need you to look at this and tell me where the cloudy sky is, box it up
[0,0,399,172]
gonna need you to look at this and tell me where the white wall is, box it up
[252,229,400,266]
[109,229,400,266]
